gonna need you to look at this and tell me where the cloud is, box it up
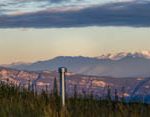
[49,0,68,3]
[0,0,77,15]
[14,0,67,3]
[0,1,150,28]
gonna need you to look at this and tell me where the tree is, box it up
[107,85,111,101]
[115,89,118,102]
[53,77,58,96]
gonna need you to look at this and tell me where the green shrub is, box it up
[0,82,150,117]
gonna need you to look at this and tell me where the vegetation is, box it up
[0,82,150,117]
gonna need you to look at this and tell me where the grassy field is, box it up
[0,82,150,117]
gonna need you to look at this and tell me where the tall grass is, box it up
[0,82,150,117]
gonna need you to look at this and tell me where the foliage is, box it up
[0,82,150,117]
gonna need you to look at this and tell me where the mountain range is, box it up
[3,51,150,78]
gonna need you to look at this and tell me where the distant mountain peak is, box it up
[96,51,150,60]
[2,62,31,68]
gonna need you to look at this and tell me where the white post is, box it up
[59,67,67,107]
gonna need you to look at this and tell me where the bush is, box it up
[0,82,150,117]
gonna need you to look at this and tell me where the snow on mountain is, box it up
[96,52,129,60]
[96,51,150,60]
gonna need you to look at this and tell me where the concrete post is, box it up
[58,67,67,107]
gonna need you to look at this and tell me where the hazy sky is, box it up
[0,27,150,64]
[0,0,150,64]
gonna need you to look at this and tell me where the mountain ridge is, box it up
[3,51,150,78]
[0,67,150,102]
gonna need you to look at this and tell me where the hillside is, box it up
[0,67,150,102]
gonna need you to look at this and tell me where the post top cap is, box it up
[58,67,67,73]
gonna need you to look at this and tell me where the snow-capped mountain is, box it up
[96,51,150,60]
[3,51,150,78]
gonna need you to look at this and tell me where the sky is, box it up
[0,0,150,64]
